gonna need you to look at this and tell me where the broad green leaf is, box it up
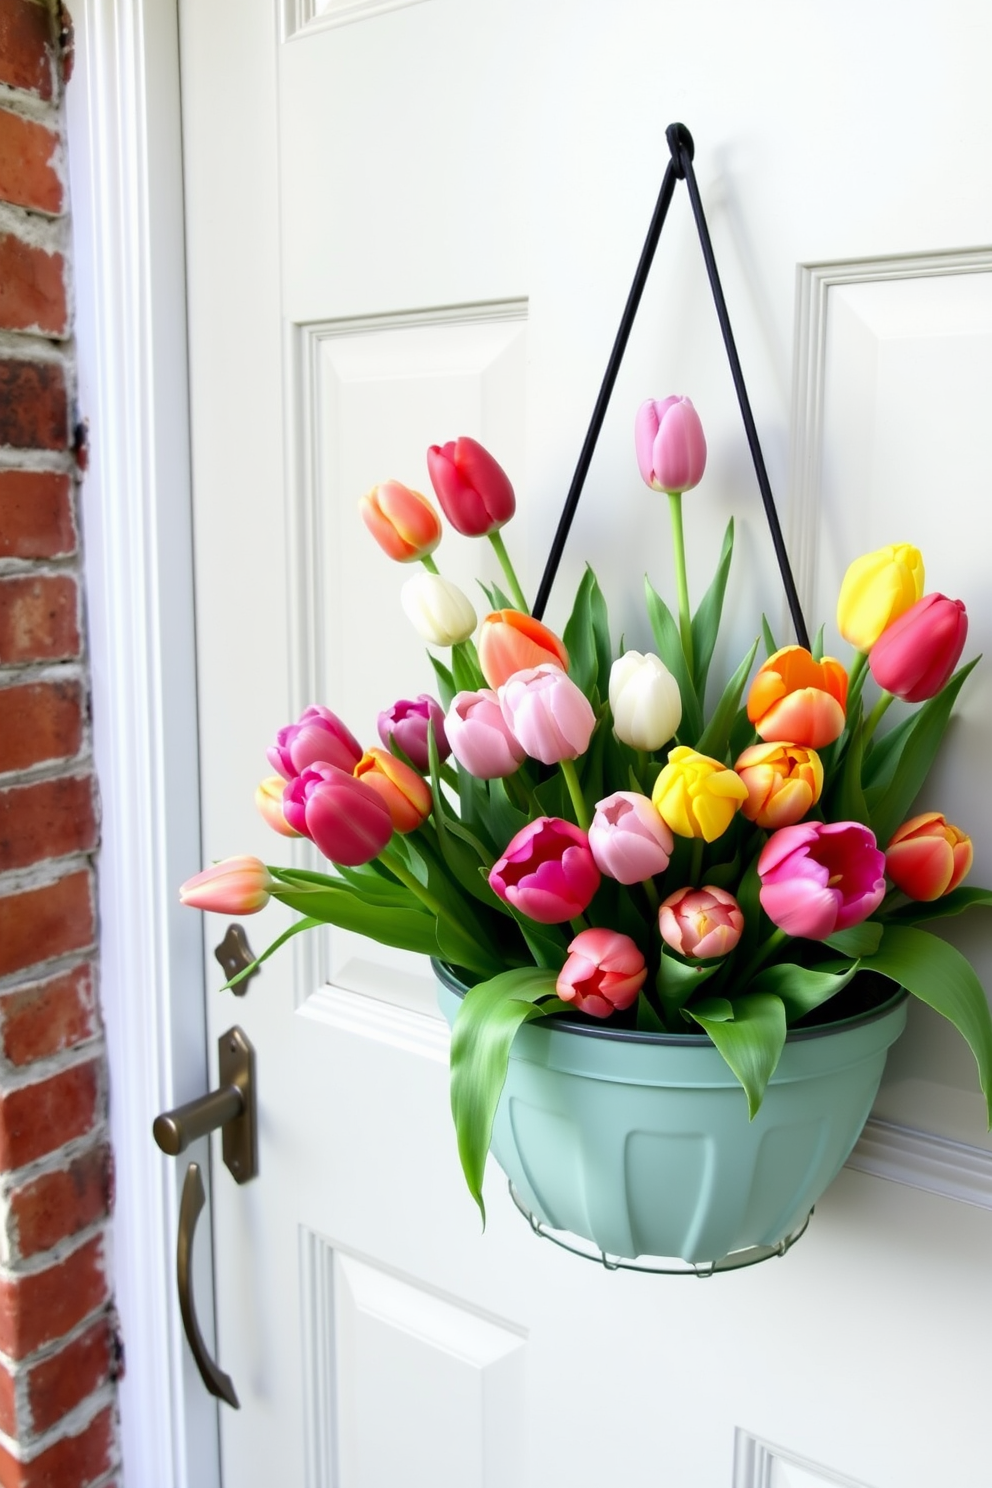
[826,715,868,824]
[502,901,568,970]
[761,614,778,658]
[644,577,703,741]
[862,711,915,790]
[687,995,733,1021]
[563,566,612,697]
[428,728,505,915]
[695,637,759,761]
[735,850,764,956]
[702,852,741,891]
[484,776,531,854]
[636,992,669,1033]
[429,654,456,709]
[219,914,322,991]
[884,886,992,923]
[269,863,412,905]
[861,923,992,1124]
[749,960,861,1021]
[690,518,734,698]
[272,883,439,957]
[401,834,504,974]
[655,951,718,1022]
[451,638,486,694]
[825,920,883,956]
[686,992,788,1118]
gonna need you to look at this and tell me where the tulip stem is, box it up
[848,649,869,692]
[689,838,704,887]
[667,492,694,676]
[862,690,895,745]
[421,554,440,575]
[378,845,450,923]
[487,530,529,613]
[738,927,789,985]
[560,758,591,832]
[570,915,589,937]
[641,877,660,916]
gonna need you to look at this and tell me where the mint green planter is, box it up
[436,964,907,1266]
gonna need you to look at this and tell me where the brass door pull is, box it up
[178,1163,239,1409]
[215,923,260,995]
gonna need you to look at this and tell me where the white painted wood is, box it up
[284,0,432,44]
[734,1429,874,1488]
[848,1118,992,1211]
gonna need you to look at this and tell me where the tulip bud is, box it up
[425,436,516,537]
[758,821,886,940]
[836,543,925,651]
[180,855,275,915]
[255,775,302,837]
[556,928,647,1018]
[283,763,393,865]
[746,646,848,750]
[651,746,749,843]
[659,886,744,960]
[360,480,442,563]
[400,572,477,647]
[489,817,601,924]
[354,747,433,833]
[608,650,682,751]
[588,791,673,884]
[377,694,450,773]
[634,396,707,493]
[445,689,526,779]
[498,664,596,766]
[734,742,823,830]
[477,610,569,690]
[267,705,363,782]
[869,593,968,703]
[886,813,973,901]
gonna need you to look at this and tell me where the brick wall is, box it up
[0,3,121,1484]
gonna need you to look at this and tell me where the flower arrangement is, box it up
[181,397,992,1223]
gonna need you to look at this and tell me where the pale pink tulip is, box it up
[445,689,526,779]
[588,791,673,884]
[180,856,275,915]
[659,886,744,959]
[498,664,596,765]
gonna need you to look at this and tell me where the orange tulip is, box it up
[746,646,847,749]
[886,813,973,901]
[255,775,302,837]
[359,480,442,563]
[735,742,823,829]
[477,610,569,689]
[354,748,433,833]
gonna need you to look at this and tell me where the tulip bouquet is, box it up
[182,397,992,1220]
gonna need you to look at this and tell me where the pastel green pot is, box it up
[436,963,907,1264]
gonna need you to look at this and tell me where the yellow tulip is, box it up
[651,746,748,843]
[836,544,924,651]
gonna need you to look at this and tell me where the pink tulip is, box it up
[498,664,596,765]
[869,593,968,703]
[180,856,274,915]
[758,821,886,940]
[489,817,601,924]
[377,694,450,774]
[255,774,301,837]
[267,705,363,782]
[556,928,647,1018]
[445,689,526,779]
[886,813,973,901]
[425,436,516,537]
[588,791,673,884]
[283,763,393,865]
[634,396,707,493]
[659,885,744,960]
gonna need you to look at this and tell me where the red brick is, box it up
[0,0,56,102]
[0,1404,114,1488]
[0,775,97,873]
[0,1360,14,1437]
[0,361,67,450]
[0,870,94,979]
[1,964,98,1068]
[27,1315,113,1434]
[0,1060,100,1170]
[0,575,78,664]
[0,683,82,775]
[0,112,61,215]
[0,1236,108,1360]
[10,1144,111,1258]
[0,473,74,559]
[0,237,66,337]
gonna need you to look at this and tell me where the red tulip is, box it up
[426,437,516,537]
[886,813,973,901]
[556,928,647,1018]
[869,593,968,703]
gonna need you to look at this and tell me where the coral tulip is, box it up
[588,791,673,884]
[354,748,433,833]
[267,704,363,781]
[556,928,647,1018]
[659,886,744,960]
[498,664,596,766]
[477,610,569,690]
[359,480,442,563]
[735,742,824,829]
[746,646,848,750]
[836,543,925,651]
[608,650,682,751]
[255,774,301,837]
[634,396,707,493]
[652,746,748,843]
[758,821,886,940]
[886,813,973,901]
[869,593,968,703]
[283,763,393,865]
[377,694,450,773]
[444,689,526,779]
[425,436,516,537]
[400,572,477,647]
[489,817,601,924]
[180,856,275,915]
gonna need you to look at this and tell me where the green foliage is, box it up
[563,566,612,697]
[749,961,861,1020]
[686,993,787,1118]
[690,518,734,699]
[644,577,703,740]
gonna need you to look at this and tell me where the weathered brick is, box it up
[0,111,62,215]
[0,682,83,775]
[0,774,97,873]
[1,964,98,1068]
[0,1403,114,1488]
[0,1358,14,1438]
[0,472,74,559]
[0,0,56,102]
[0,236,67,336]
[10,1143,111,1258]
[0,361,67,450]
[0,1060,101,1170]
[0,574,79,664]
[0,870,94,979]
[0,1236,108,1360]
[27,1314,113,1434]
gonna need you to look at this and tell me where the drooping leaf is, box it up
[644,576,703,741]
[686,992,788,1118]
[219,914,322,991]
[690,518,734,699]
[695,637,759,761]
[655,951,718,1023]
[272,883,440,957]
[884,886,992,924]
[825,920,883,956]
[749,960,861,1021]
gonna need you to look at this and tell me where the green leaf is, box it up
[749,960,861,1021]
[655,951,718,1023]
[824,920,883,956]
[449,968,565,1220]
[810,623,825,662]
[401,834,504,975]
[428,730,504,916]
[429,654,456,710]
[451,639,486,694]
[761,614,778,659]
[695,637,759,761]
[484,777,531,855]
[862,711,915,790]
[826,715,868,824]
[272,883,439,957]
[563,566,612,697]
[690,518,734,698]
[219,914,322,991]
[644,576,703,741]
[502,901,568,970]
[884,886,992,924]
[861,923,992,1124]
[636,992,669,1033]
[686,992,788,1118]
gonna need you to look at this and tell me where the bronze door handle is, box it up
[178,1163,239,1409]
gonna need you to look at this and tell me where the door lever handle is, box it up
[153,1025,258,1183]
[178,1162,239,1408]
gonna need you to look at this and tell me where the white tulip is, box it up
[400,572,477,647]
[608,650,682,751]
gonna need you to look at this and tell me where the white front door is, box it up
[179,4,992,1485]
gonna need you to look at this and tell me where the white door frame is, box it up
[67,1,219,1482]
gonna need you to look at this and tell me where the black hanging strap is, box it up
[531,122,810,653]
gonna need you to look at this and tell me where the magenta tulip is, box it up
[489,817,601,924]
[659,885,744,960]
[425,436,516,537]
[869,593,968,703]
[758,821,886,940]
[267,705,363,781]
[556,928,647,1018]
[634,396,707,493]
[283,763,393,865]
[377,694,450,773]
[445,689,526,779]
[498,664,596,766]
[588,791,673,884]
[180,856,274,915]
